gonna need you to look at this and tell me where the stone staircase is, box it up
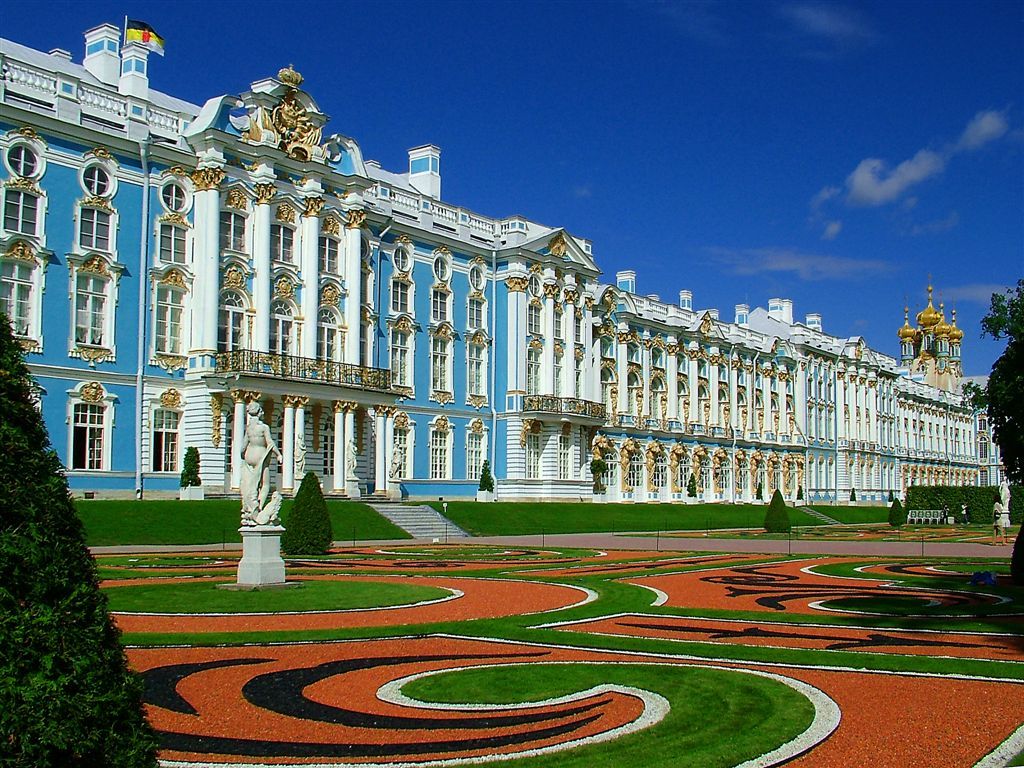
[368,503,468,540]
[799,506,842,525]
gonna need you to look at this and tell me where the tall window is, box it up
[79,208,111,251]
[468,342,485,396]
[553,352,564,397]
[468,297,484,329]
[526,432,541,479]
[627,372,642,416]
[155,286,184,354]
[391,329,410,387]
[602,369,615,414]
[270,223,294,263]
[3,190,38,235]
[431,337,449,391]
[159,224,186,264]
[527,303,541,335]
[1,261,33,336]
[430,428,449,480]
[431,289,448,323]
[319,235,339,274]
[467,431,483,480]
[527,348,541,395]
[392,424,409,478]
[269,301,293,355]
[558,433,572,480]
[575,366,583,399]
[75,274,107,346]
[737,458,749,495]
[391,280,410,314]
[627,452,643,490]
[220,211,246,252]
[71,402,105,470]
[218,292,246,352]
[151,408,180,471]
[652,452,667,489]
[317,308,340,361]
[677,454,692,491]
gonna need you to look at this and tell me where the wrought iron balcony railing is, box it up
[523,395,607,420]
[215,350,392,392]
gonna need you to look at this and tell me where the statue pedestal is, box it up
[235,525,286,586]
[346,480,361,499]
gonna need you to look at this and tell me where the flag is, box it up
[124,19,165,56]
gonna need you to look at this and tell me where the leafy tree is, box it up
[179,446,201,488]
[687,472,697,498]
[590,458,608,492]
[478,459,494,492]
[849,487,857,502]
[888,497,907,528]
[763,489,791,533]
[281,472,333,555]
[0,317,157,766]
[971,280,1023,485]
[755,480,763,501]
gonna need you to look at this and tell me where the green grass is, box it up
[103,578,448,613]
[807,504,890,524]
[77,499,410,546]
[429,501,823,536]
[400,663,815,768]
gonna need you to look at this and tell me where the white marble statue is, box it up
[294,431,306,476]
[994,479,1012,544]
[346,438,359,476]
[390,446,406,479]
[239,401,283,526]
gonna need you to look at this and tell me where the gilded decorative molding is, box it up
[542,282,561,299]
[159,211,190,228]
[153,353,186,371]
[396,234,412,245]
[17,126,40,139]
[467,394,487,410]
[393,411,410,429]
[275,203,297,224]
[519,418,541,447]
[548,231,568,257]
[274,276,294,300]
[431,390,455,405]
[584,295,595,310]
[210,394,223,448]
[528,338,543,350]
[392,315,414,333]
[159,388,182,409]
[433,414,451,432]
[81,195,114,213]
[346,209,367,229]
[322,215,341,236]
[321,283,341,307]
[79,381,104,403]
[191,167,225,191]
[303,196,325,217]
[469,330,489,346]
[253,183,276,205]
[505,276,529,292]
[74,346,113,365]
[430,324,453,340]
[225,189,248,209]
[469,417,485,434]
[5,176,42,194]
[4,240,40,263]
[88,147,113,160]
[575,346,585,361]
[160,269,187,289]
[223,266,246,290]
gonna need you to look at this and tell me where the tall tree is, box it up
[0,317,157,766]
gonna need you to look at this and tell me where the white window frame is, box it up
[429,423,452,480]
[218,290,248,352]
[467,340,487,397]
[2,188,40,237]
[269,300,296,356]
[73,271,112,348]
[220,210,248,253]
[319,234,340,274]
[466,429,485,481]
[158,222,187,264]
[558,432,572,480]
[391,278,411,314]
[150,406,181,472]
[0,256,42,343]
[431,335,451,393]
[154,283,186,355]
[431,288,449,323]
[390,327,413,388]
[526,432,542,480]
[79,206,113,252]
[270,222,295,264]
[527,347,541,396]
[467,296,485,330]
[67,383,115,472]
[317,306,342,362]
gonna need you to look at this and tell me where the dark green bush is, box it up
[796,485,804,501]
[281,472,333,555]
[849,487,857,502]
[888,489,895,503]
[888,498,906,528]
[0,317,157,766]
[687,473,697,498]
[763,489,791,533]
[755,480,763,501]
[179,446,201,488]
[590,458,608,492]
[906,485,1022,524]
[478,460,494,492]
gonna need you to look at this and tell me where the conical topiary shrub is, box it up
[180,446,201,488]
[755,480,764,501]
[888,497,907,528]
[796,485,804,501]
[0,317,158,766]
[478,459,494,492]
[687,473,697,498]
[849,487,857,502]
[281,471,333,555]
[763,489,792,533]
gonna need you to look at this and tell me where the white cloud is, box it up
[810,185,840,213]
[821,220,842,240]
[910,211,959,236]
[846,149,945,206]
[943,283,1008,305]
[778,2,876,44]
[957,109,1009,151]
[706,246,894,281]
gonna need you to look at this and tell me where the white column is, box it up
[374,408,386,493]
[688,353,699,424]
[343,210,364,364]
[384,409,395,496]
[252,183,274,352]
[582,299,596,401]
[837,374,847,440]
[332,401,345,491]
[795,365,807,435]
[728,362,738,431]
[230,389,247,489]
[506,276,527,394]
[344,406,357,484]
[542,282,556,394]
[709,354,720,425]
[300,198,322,359]
[641,342,651,420]
[188,166,224,359]
[667,343,679,420]
[761,370,771,434]
[565,289,577,398]
[293,396,307,483]
[778,372,788,434]
[616,337,629,416]
[282,397,295,491]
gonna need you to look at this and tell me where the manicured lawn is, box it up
[77,499,410,546]
[428,501,823,536]
[808,504,890,524]
[103,578,449,614]
[401,662,815,768]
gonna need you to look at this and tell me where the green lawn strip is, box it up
[77,498,409,546]
[807,505,890,524]
[103,578,449,614]
[399,663,814,768]
[1008,743,1024,767]
[428,501,823,536]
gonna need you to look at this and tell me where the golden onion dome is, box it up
[933,302,952,337]
[897,306,918,341]
[949,308,964,342]
[916,285,942,329]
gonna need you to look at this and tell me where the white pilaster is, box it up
[252,181,274,352]
[282,397,295,491]
[374,409,386,493]
[332,401,345,492]
[293,396,306,483]
[189,166,224,360]
[667,341,679,420]
[343,210,364,364]
[300,197,322,359]
[230,390,246,489]
[688,353,699,424]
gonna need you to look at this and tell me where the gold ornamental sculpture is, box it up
[242,66,325,162]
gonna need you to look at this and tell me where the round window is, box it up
[161,182,186,212]
[469,264,486,290]
[433,255,450,282]
[7,145,38,178]
[393,245,410,272]
[83,165,111,197]
[528,274,542,297]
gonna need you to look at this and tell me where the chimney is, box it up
[768,297,790,323]
[707,309,719,320]
[647,294,660,302]
[49,48,72,61]
[615,270,636,293]
[781,299,794,325]
[408,144,441,199]
[679,290,692,310]
[805,313,822,331]
[83,24,120,86]
[119,42,150,99]
[735,303,749,326]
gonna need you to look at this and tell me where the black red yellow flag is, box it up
[124,19,165,55]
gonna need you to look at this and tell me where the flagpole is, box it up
[123,15,128,46]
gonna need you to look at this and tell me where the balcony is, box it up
[522,395,606,421]
[215,350,392,393]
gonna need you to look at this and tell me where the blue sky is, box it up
[7,1,1022,375]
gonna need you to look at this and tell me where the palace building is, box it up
[0,25,990,501]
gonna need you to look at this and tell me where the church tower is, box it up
[898,284,963,392]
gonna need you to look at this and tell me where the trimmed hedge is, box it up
[0,318,157,766]
[763,489,792,533]
[906,485,1022,524]
[281,472,333,555]
[888,498,907,528]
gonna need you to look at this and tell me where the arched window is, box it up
[652,451,667,489]
[317,307,341,361]
[269,301,294,355]
[390,328,411,388]
[601,368,615,413]
[677,451,692,491]
[627,372,643,416]
[527,347,541,395]
[627,451,643,490]
[677,376,689,418]
[218,291,246,352]
[0,261,34,337]
[650,377,666,419]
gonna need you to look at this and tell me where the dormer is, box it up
[83,24,120,86]
[408,144,441,199]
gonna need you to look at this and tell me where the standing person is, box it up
[960,503,969,525]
